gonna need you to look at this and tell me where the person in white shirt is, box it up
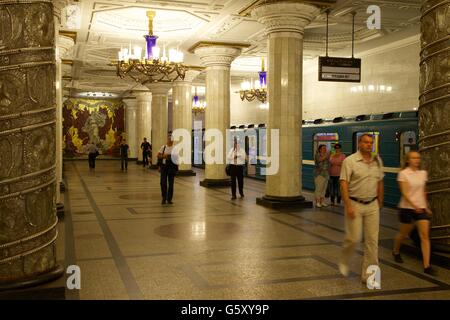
[86,142,99,170]
[338,134,384,285]
[392,151,436,275]
[227,137,246,200]
[157,135,179,204]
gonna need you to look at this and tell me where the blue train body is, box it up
[192,111,418,208]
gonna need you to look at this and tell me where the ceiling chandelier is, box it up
[239,58,267,103]
[115,11,187,84]
[192,87,206,114]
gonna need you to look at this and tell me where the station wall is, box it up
[228,38,420,125]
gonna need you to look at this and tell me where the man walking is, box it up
[120,139,130,171]
[141,137,151,167]
[338,134,384,285]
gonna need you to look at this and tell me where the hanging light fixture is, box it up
[239,58,267,103]
[192,86,206,114]
[115,11,187,83]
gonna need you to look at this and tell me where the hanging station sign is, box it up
[318,56,361,82]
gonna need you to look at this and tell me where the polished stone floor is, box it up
[61,160,450,300]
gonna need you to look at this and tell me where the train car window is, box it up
[354,132,380,156]
[400,131,417,165]
[313,133,339,155]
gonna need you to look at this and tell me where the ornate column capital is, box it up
[146,83,172,96]
[57,35,75,59]
[174,70,201,85]
[191,42,248,68]
[123,98,138,110]
[252,2,320,37]
[53,0,69,23]
[135,90,152,98]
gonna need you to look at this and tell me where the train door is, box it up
[354,131,380,156]
[193,121,203,167]
[245,127,258,178]
[400,131,417,166]
[313,133,339,155]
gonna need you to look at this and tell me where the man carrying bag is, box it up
[157,135,178,204]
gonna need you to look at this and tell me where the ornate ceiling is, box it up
[60,0,422,97]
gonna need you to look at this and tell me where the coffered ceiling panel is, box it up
[90,7,208,43]
[62,0,422,97]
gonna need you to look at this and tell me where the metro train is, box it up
[191,111,419,207]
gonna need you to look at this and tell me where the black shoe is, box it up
[161,199,166,204]
[392,252,404,263]
[231,196,236,200]
[240,194,244,198]
[424,266,437,276]
[168,201,173,204]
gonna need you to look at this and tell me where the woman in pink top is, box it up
[328,143,346,206]
[392,151,435,275]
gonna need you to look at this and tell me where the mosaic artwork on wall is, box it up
[63,98,125,157]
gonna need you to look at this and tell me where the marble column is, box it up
[146,84,171,167]
[0,0,64,289]
[53,0,66,217]
[252,2,320,208]
[192,43,247,187]
[419,0,450,250]
[172,70,200,176]
[135,91,152,163]
[123,98,138,159]
[55,35,74,217]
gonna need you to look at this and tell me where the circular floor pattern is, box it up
[154,222,242,241]
[76,233,104,240]
[119,193,158,200]
[72,211,94,215]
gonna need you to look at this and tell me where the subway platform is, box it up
[11,160,438,300]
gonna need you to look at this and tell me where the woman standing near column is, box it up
[314,145,330,207]
[392,151,436,275]
[329,143,346,206]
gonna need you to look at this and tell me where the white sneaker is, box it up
[338,263,349,277]
[316,203,322,208]
[321,203,329,207]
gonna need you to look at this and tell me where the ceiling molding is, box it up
[59,30,78,42]
[188,41,251,53]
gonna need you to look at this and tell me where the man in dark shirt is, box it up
[141,137,151,167]
[120,139,130,171]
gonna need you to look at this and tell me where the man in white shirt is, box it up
[227,137,246,200]
[157,135,179,204]
[339,134,384,285]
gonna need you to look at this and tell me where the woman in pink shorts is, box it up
[392,151,436,275]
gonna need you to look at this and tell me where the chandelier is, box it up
[115,11,187,83]
[192,87,206,114]
[239,58,267,103]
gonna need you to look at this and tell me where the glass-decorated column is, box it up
[0,0,64,289]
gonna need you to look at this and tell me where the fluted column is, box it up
[53,0,65,215]
[135,91,152,162]
[146,84,171,167]
[55,34,74,216]
[123,98,138,159]
[172,70,200,176]
[253,2,320,208]
[419,0,450,250]
[192,43,246,187]
[0,0,63,289]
